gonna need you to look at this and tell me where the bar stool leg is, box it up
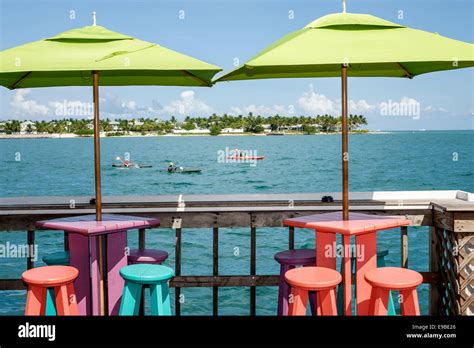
[150,282,171,316]
[318,289,338,316]
[25,286,46,315]
[277,264,290,316]
[66,283,79,315]
[55,283,78,315]
[400,289,420,315]
[288,287,308,316]
[119,281,142,316]
[55,284,71,315]
[369,287,390,315]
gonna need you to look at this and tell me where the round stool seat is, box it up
[22,266,78,287]
[285,266,341,291]
[365,267,423,290]
[42,251,70,266]
[274,249,316,265]
[128,249,168,264]
[120,264,174,284]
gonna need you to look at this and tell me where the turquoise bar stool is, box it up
[42,251,70,266]
[336,248,396,315]
[119,264,174,316]
[42,251,70,315]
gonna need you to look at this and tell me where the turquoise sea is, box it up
[0,131,473,315]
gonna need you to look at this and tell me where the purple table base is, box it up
[70,232,127,315]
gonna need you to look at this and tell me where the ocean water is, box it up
[0,131,472,315]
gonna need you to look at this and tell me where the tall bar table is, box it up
[284,212,409,315]
[36,214,160,315]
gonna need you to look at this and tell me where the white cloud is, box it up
[424,105,448,113]
[10,89,49,116]
[297,84,377,115]
[298,84,338,114]
[349,99,376,113]
[100,89,140,115]
[162,90,213,116]
[229,104,289,116]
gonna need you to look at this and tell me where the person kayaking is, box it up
[123,159,130,167]
[167,162,176,172]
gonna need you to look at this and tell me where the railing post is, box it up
[213,227,219,316]
[138,228,146,316]
[27,229,35,269]
[175,227,182,316]
[250,225,256,316]
[138,228,145,250]
[429,227,440,315]
[289,226,295,250]
[64,232,69,251]
[400,226,408,268]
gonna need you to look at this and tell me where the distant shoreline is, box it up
[0,131,392,139]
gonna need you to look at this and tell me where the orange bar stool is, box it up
[365,267,423,316]
[22,266,79,316]
[285,267,342,316]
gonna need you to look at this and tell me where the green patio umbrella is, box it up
[0,13,221,220]
[0,13,221,315]
[216,5,474,220]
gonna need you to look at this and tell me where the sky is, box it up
[0,0,473,130]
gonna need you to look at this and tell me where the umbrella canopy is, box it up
[0,24,220,88]
[215,11,474,220]
[217,12,473,81]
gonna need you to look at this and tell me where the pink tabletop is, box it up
[283,211,409,235]
[36,213,160,235]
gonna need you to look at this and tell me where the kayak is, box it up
[166,168,202,173]
[227,156,265,160]
[112,164,152,168]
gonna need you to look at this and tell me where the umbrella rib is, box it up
[397,63,413,79]
[10,72,32,89]
[181,70,211,87]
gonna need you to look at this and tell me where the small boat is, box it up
[112,163,152,169]
[166,167,202,173]
[227,156,265,160]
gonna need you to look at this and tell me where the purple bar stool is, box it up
[128,249,169,265]
[275,249,317,316]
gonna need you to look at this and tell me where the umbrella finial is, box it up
[92,11,97,26]
[342,0,347,13]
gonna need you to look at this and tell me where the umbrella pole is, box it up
[92,70,106,316]
[92,70,102,221]
[341,64,349,220]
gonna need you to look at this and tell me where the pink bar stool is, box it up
[274,249,317,315]
[285,267,342,316]
[22,266,79,316]
[128,249,169,265]
[365,267,423,316]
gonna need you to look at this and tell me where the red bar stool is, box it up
[128,249,169,265]
[285,267,342,316]
[365,267,423,316]
[22,266,79,316]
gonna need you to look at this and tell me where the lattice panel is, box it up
[436,228,474,315]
